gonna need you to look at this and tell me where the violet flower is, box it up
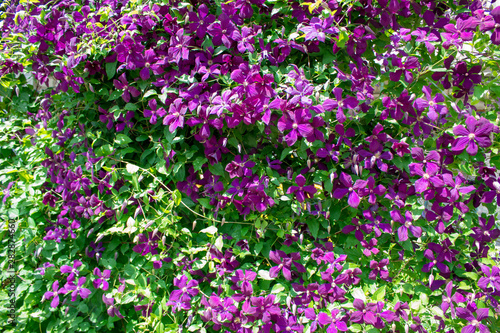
[481,7,500,44]
[391,210,421,242]
[93,267,111,291]
[44,281,68,308]
[169,275,199,303]
[277,109,313,146]
[65,276,91,302]
[225,155,255,179]
[369,259,390,280]
[453,62,482,90]
[478,265,500,292]
[318,309,348,332]
[350,299,377,325]
[323,88,358,123]
[300,16,337,42]
[144,99,166,125]
[113,73,140,103]
[441,281,466,319]
[163,98,187,132]
[102,295,124,318]
[358,176,386,204]
[133,231,162,256]
[333,172,364,208]
[456,307,489,333]
[451,116,493,155]
[60,259,82,281]
[269,250,306,281]
[414,85,447,122]
[286,174,317,202]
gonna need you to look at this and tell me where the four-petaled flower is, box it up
[286,174,317,202]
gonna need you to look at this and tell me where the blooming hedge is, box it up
[1,0,500,332]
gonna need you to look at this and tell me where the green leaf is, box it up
[144,90,157,98]
[124,103,137,111]
[105,61,117,80]
[124,264,137,278]
[96,144,113,156]
[197,198,212,209]
[271,283,285,294]
[193,156,208,172]
[172,189,182,206]
[208,163,224,176]
[372,285,386,301]
[308,219,319,239]
[115,134,133,145]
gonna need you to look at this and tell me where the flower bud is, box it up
[115,252,119,261]
[192,220,197,230]
[87,228,94,238]
[96,234,104,243]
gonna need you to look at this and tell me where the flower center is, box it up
[292,123,298,129]
[423,173,430,179]
[468,133,475,139]
[472,319,479,326]
[208,60,213,65]
[349,187,353,192]
[174,112,180,117]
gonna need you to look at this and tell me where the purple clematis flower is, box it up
[391,210,421,242]
[286,174,317,202]
[411,163,444,193]
[144,99,166,125]
[323,88,359,123]
[414,85,447,121]
[169,275,199,303]
[441,281,466,319]
[65,276,91,302]
[478,265,500,292]
[358,176,386,204]
[269,250,306,280]
[390,56,420,83]
[471,216,500,244]
[163,98,187,132]
[369,259,390,280]
[350,299,377,325]
[333,172,365,208]
[60,260,82,281]
[113,73,140,103]
[481,6,500,44]
[456,307,490,333]
[225,155,255,179]
[277,109,313,146]
[93,267,111,291]
[103,295,124,318]
[318,309,348,332]
[451,116,493,155]
[44,281,67,308]
[300,16,338,42]
[453,62,482,90]
[133,231,162,256]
